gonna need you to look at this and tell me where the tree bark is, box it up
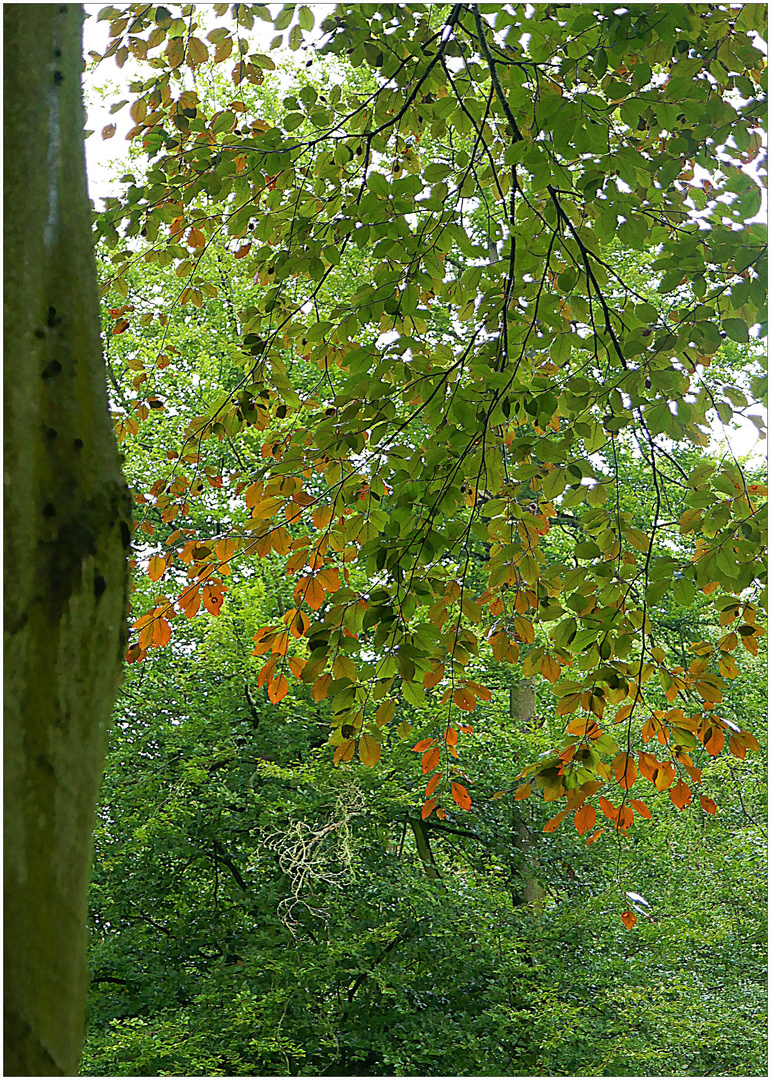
[510,678,546,908]
[4,5,131,1074]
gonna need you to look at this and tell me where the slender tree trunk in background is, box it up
[510,679,546,908]
[409,817,443,882]
[4,5,131,1074]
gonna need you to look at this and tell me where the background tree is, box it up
[95,0,766,843]
[4,6,130,1074]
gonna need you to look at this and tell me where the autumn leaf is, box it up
[152,618,171,647]
[376,700,395,726]
[148,555,166,582]
[287,656,306,679]
[202,584,224,616]
[703,725,725,756]
[621,910,637,931]
[629,799,651,819]
[412,738,436,753]
[359,733,381,767]
[543,809,568,833]
[304,576,325,611]
[612,752,637,790]
[574,804,596,835]
[267,674,289,704]
[453,687,476,712]
[450,782,472,811]
[514,783,531,801]
[669,779,692,810]
[312,673,332,702]
[425,772,442,798]
[599,796,619,823]
[423,663,445,689]
[421,797,438,820]
[421,747,441,774]
[333,739,355,766]
[700,795,717,814]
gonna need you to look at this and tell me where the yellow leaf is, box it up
[359,733,381,767]
[148,555,166,582]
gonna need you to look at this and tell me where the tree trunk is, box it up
[510,678,546,908]
[4,6,131,1074]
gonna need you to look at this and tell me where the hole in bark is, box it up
[42,503,57,519]
[45,427,58,441]
[42,360,62,379]
[94,574,107,600]
[53,71,63,85]
[120,521,131,549]
[73,438,84,451]
[46,306,61,328]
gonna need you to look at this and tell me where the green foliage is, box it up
[83,5,767,1074]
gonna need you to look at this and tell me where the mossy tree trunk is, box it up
[4,5,131,1074]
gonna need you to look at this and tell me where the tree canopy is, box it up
[90,1,766,917]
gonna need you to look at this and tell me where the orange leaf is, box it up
[621,910,637,931]
[543,809,568,833]
[271,631,290,656]
[148,555,166,582]
[612,752,637,790]
[618,805,634,830]
[304,577,326,611]
[413,738,436,753]
[288,656,306,679]
[178,586,201,619]
[728,735,746,760]
[422,747,441,774]
[359,733,381,767]
[451,782,472,811]
[289,608,310,638]
[514,783,531,801]
[513,616,534,644]
[202,585,224,616]
[152,618,171,647]
[654,761,675,792]
[599,796,618,823]
[436,808,447,820]
[312,673,332,702]
[423,663,445,689]
[669,779,691,810]
[188,227,206,248]
[586,828,605,846]
[444,727,458,746]
[703,726,724,756]
[421,797,438,820]
[700,795,717,814]
[425,772,443,798]
[334,739,355,765]
[267,674,289,704]
[316,566,341,593]
[629,799,651,819]
[454,687,476,712]
[574,804,596,835]
[312,505,334,529]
